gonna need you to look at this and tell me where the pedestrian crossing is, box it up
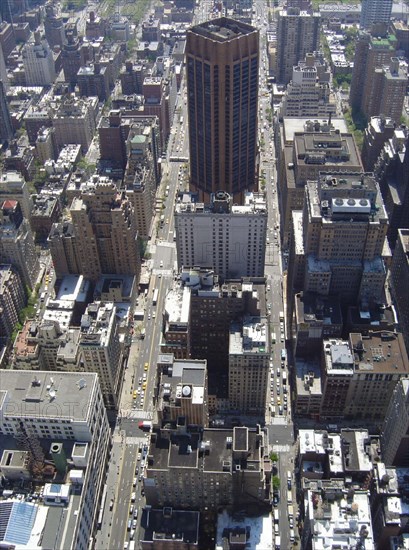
[272,444,291,453]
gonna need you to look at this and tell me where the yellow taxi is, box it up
[142,382,147,390]
[144,362,149,371]
[133,390,137,399]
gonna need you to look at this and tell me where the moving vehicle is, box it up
[144,362,149,371]
[138,420,152,431]
[152,289,158,305]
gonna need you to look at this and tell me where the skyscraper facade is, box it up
[0,80,13,143]
[349,30,397,118]
[186,18,259,203]
[360,0,393,30]
[289,172,388,307]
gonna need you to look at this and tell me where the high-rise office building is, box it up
[229,317,269,415]
[349,30,397,119]
[0,81,13,143]
[0,369,110,550]
[123,120,159,239]
[390,229,409,356]
[289,172,388,307]
[0,42,9,91]
[0,200,39,289]
[22,32,56,86]
[275,5,320,85]
[279,52,336,119]
[186,18,259,203]
[44,1,66,49]
[0,264,25,345]
[381,379,409,466]
[48,178,140,281]
[79,302,122,410]
[360,0,393,30]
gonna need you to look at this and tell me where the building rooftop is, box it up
[323,339,354,375]
[0,370,98,422]
[350,332,409,375]
[190,17,256,43]
[175,191,267,215]
[149,426,262,474]
[307,487,374,548]
[229,317,269,355]
[216,510,273,550]
[140,508,200,546]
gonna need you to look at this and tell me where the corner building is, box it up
[186,18,259,204]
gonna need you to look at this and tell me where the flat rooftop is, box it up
[350,332,409,375]
[0,370,97,422]
[190,17,256,42]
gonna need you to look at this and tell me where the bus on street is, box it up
[152,288,158,306]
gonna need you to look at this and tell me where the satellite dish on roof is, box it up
[182,385,191,397]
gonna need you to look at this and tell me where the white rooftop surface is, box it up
[56,275,88,302]
[43,483,70,500]
[42,301,75,331]
[216,510,273,550]
[328,434,343,474]
[192,385,204,404]
[292,211,304,255]
[311,491,374,550]
[230,318,268,355]
[299,430,326,455]
[283,117,348,142]
[165,286,190,324]
[354,430,373,472]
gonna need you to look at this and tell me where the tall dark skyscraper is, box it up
[186,17,259,204]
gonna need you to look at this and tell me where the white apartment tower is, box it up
[23,32,56,86]
[174,191,267,280]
